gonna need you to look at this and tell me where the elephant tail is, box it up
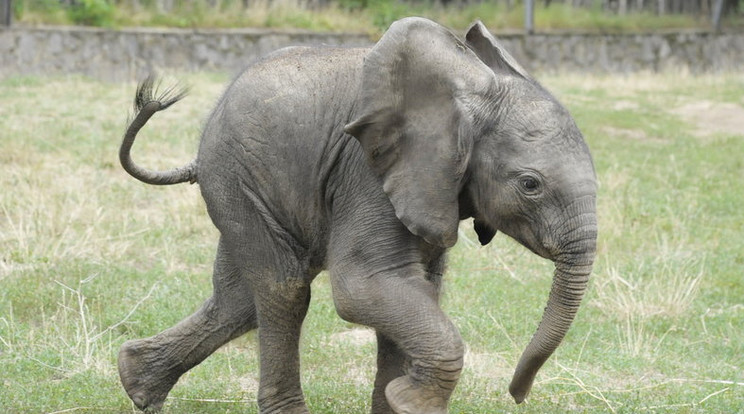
[119,76,197,185]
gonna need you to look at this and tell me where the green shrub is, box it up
[337,0,370,10]
[370,0,417,30]
[66,0,114,27]
[13,0,60,21]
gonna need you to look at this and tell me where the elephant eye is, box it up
[519,176,541,194]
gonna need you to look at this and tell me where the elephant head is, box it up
[345,18,597,403]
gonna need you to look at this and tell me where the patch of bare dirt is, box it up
[672,100,744,138]
[463,349,512,379]
[602,126,650,141]
[329,328,376,347]
[601,125,674,145]
[612,100,640,111]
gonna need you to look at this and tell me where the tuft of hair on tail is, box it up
[120,74,196,186]
[134,75,189,114]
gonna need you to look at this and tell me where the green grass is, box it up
[11,0,722,34]
[1,71,744,412]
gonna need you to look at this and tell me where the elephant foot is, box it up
[371,396,397,414]
[258,396,310,414]
[385,376,448,414]
[118,338,184,412]
[262,403,310,414]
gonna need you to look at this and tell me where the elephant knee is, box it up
[331,285,369,325]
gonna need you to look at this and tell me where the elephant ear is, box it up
[465,21,531,80]
[345,18,494,248]
[465,21,529,247]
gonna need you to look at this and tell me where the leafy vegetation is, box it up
[66,0,115,26]
[1,72,743,412]
[11,0,727,33]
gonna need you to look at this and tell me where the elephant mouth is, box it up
[519,237,553,261]
[500,226,555,261]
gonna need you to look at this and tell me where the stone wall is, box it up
[0,26,372,81]
[1,25,742,81]
[497,30,744,73]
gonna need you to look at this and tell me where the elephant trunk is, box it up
[508,203,597,404]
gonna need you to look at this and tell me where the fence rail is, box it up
[1,0,11,27]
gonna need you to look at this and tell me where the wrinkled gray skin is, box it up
[117,18,597,414]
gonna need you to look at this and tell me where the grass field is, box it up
[13,0,714,33]
[1,71,743,413]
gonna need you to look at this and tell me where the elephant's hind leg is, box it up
[118,238,258,411]
[207,193,312,413]
[251,276,311,414]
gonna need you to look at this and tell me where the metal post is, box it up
[525,0,535,34]
[712,0,724,32]
[1,0,11,27]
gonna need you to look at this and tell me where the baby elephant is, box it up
[117,17,597,413]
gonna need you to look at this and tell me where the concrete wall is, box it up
[1,25,742,81]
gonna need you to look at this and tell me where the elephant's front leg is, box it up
[331,265,464,414]
[372,332,409,414]
[118,239,257,411]
[372,258,445,414]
